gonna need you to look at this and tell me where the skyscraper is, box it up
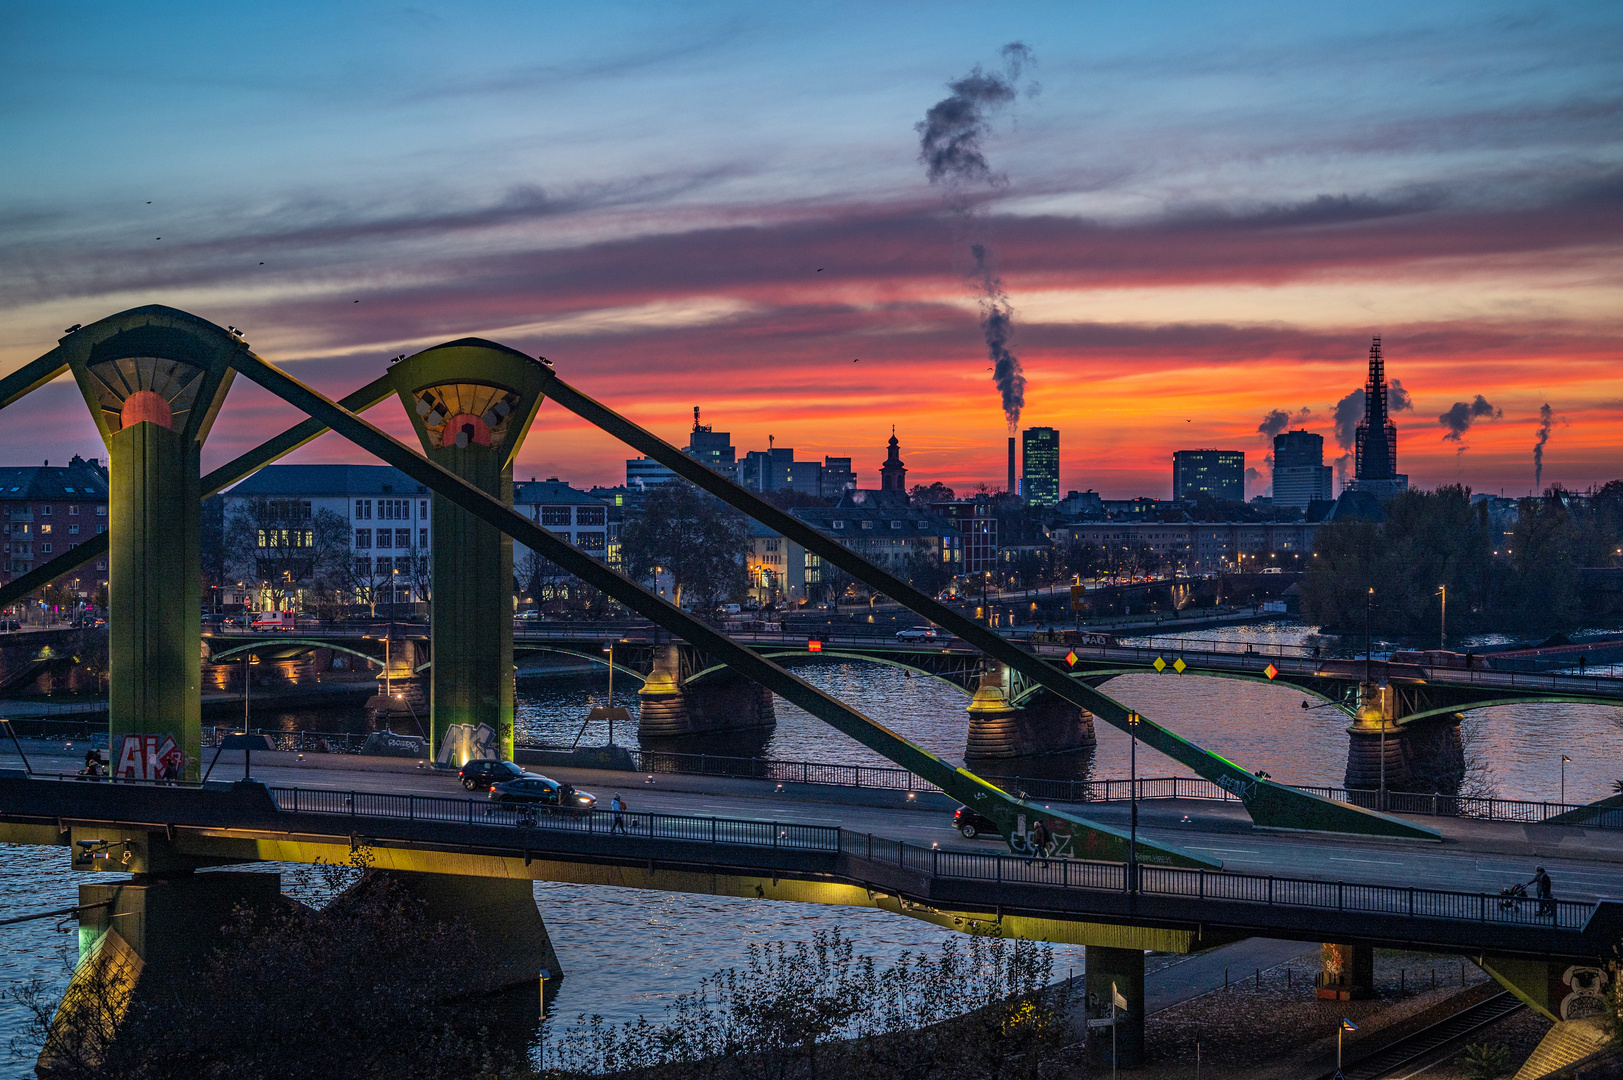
[1271,430,1332,510]
[1172,450,1245,502]
[1021,427,1059,505]
[1351,336,1409,496]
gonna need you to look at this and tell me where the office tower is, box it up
[1271,431,1333,510]
[1172,449,1245,502]
[1021,427,1059,506]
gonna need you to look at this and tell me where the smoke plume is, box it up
[917,43,1038,431]
[1389,379,1413,413]
[1533,403,1555,491]
[1258,407,1313,441]
[1439,395,1502,441]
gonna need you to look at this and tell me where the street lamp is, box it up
[1562,755,1570,806]
[1436,584,1446,652]
[1127,711,1140,895]
[1338,1018,1358,1072]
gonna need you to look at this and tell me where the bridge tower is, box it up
[1344,681,1410,792]
[389,340,550,764]
[60,307,241,781]
[963,663,1096,760]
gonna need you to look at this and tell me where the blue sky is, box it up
[3,1,1620,494]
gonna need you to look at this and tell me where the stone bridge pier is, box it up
[1344,682,1465,795]
[964,663,1096,761]
[637,642,775,741]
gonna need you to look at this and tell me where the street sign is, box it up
[1264,663,1279,680]
[1173,657,1187,674]
[1152,656,1166,672]
[1064,650,1078,667]
[1070,583,1084,610]
[1112,982,1128,1011]
[807,639,822,653]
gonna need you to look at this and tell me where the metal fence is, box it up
[269,786,839,851]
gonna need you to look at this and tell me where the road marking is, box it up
[1329,857,1403,865]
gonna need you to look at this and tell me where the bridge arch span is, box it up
[208,639,384,669]
[687,651,975,697]
[1009,668,1348,710]
[513,644,648,685]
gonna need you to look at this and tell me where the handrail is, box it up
[258,784,1594,932]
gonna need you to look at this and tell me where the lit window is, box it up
[68,505,79,516]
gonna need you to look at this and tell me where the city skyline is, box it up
[2,3,1619,498]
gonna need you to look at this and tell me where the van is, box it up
[250,611,296,632]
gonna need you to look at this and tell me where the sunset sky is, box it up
[2,1,1619,499]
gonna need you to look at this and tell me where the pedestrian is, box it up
[1579,655,1587,675]
[1533,866,1554,916]
[611,793,628,834]
[1029,818,1049,863]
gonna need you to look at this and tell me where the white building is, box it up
[221,464,431,611]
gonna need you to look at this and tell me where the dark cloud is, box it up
[1258,406,1312,440]
[1332,389,1364,452]
[1438,395,1502,441]
[1170,189,1446,230]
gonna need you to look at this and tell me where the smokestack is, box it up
[1008,437,1016,494]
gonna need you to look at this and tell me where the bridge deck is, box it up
[3,770,1619,962]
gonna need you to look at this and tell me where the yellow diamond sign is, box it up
[1152,656,1166,672]
[1265,663,1279,680]
[1173,657,1187,674]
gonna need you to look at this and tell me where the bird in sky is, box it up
[853,358,860,362]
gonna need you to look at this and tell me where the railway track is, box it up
[1328,991,1523,1080]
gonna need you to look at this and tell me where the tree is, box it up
[899,549,955,598]
[909,482,956,507]
[618,483,748,608]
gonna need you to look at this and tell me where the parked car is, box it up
[0,619,20,631]
[896,626,940,641]
[488,774,597,814]
[458,759,529,791]
[953,805,999,840]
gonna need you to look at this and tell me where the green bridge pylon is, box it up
[388,341,549,765]
[60,307,240,782]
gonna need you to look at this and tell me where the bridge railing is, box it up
[260,782,1592,932]
[269,786,840,851]
[1294,785,1623,828]
[838,829,1592,931]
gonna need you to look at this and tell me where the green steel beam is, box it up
[0,374,397,613]
[539,375,1439,842]
[227,347,1217,869]
[0,348,68,410]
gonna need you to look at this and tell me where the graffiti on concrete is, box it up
[437,722,498,765]
[114,734,184,780]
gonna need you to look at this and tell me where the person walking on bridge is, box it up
[1532,866,1554,916]
[610,794,628,834]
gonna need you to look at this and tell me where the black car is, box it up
[953,805,999,840]
[458,759,528,791]
[488,775,597,814]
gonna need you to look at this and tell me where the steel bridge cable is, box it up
[226,348,1210,869]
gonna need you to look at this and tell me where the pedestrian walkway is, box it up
[1145,937,1314,1014]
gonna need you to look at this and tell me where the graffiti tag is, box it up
[115,734,184,781]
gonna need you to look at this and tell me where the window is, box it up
[395,529,410,548]
[831,520,845,530]
[578,532,606,551]
[763,539,780,552]
[374,556,392,573]
[376,529,392,549]
[39,505,50,516]
[419,500,429,518]
[355,529,372,549]
[379,498,409,520]
[95,506,105,517]
[541,506,571,527]
[419,528,428,548]
[68,525,79,535]
[354,557,371,578]
[576,506,605,526]
[41,543,51,554]
[97,559,107,570]
[890,521,902,529]
[96,525,105,534]
[860,520,873,530]
[68,505,78,516]
[40,524,50,534]
[354,499,372,520]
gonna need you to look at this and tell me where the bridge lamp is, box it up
[1338,1018,1357,1070]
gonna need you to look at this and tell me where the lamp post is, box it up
[1338,1018,1357,1072]
[1437,584,1446,652]
[1127,711,1140,896]
[1364,586,1374,685]
[604,641,616,746]
[1562,755,1570,806]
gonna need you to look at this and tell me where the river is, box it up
[3,620,1620,1074]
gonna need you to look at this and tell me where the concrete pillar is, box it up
[61,307,240,782]
[43,871,281,1073]
[1344,681,1409,794]
[1318,943,1374,1000]
[637,643,691,738]
[364,871,561,991]
[389,341,550,766]
[964,666,1097,760]
[1086,946,1145,1069]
